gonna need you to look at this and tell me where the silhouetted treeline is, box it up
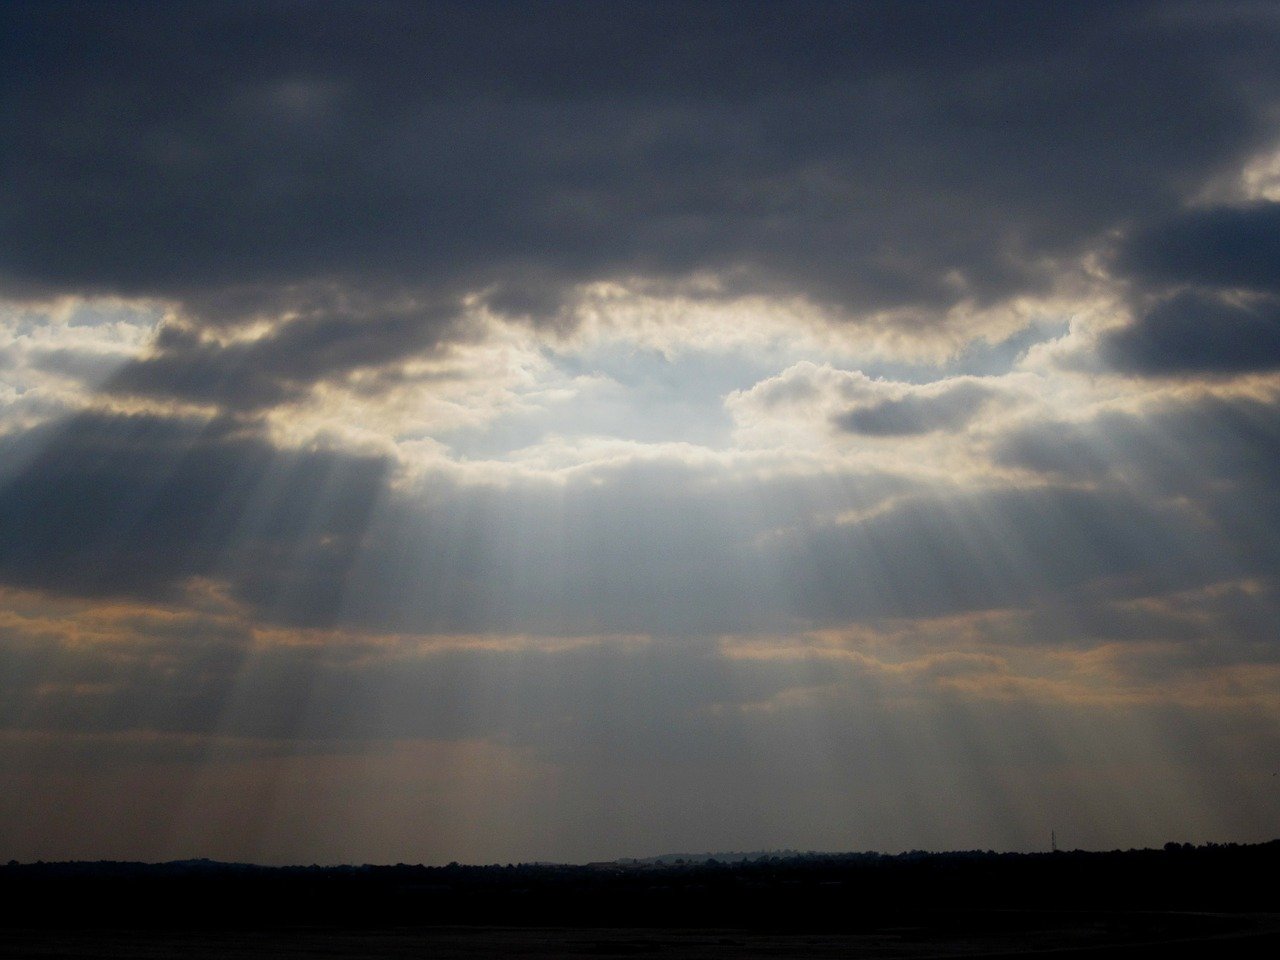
[3,841,1279,931]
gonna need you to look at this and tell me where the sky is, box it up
[4,0,1280,865]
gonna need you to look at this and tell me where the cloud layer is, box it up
[4,1,1280,863]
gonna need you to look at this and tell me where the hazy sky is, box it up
[4,0,1280,865]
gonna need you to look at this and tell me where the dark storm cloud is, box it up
[1,0,1278,640]
[1100,291,1280,375]
[1104,199,1280,377]
[1104,200,1280,376]
[0,412,389,617]
[4,1,1279,344]
[1119,202,1280,294]
[834,382,997,436]
[103,298,457,409]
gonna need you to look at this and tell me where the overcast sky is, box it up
[4,0,1280,865]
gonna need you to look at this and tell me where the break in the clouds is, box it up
[4,1,1280,864]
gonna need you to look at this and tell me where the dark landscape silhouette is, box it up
[4,841,1280,957]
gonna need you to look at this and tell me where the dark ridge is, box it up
[4,840,1280,931]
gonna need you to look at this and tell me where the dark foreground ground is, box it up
[4,842,1280,957]
[6,916,1280,960]
[6,918,1280,960]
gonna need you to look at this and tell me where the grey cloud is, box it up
[994,395,1280,582]
[834,381,997,436]
[930,578,1280,657]
[4,1,1278,377]
[103,298,457,410]
[1120,202,1280,294]
[997,394,1280,492]
[1101,291,1280,375]
[0,413,833,632]
[782,486,1225,623]
[3,398,1272,639]
[1104,197,1280,377]
[993,423,1117,482]
[0,412,389,617]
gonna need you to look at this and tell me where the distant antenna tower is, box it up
[1051,830,1058,853]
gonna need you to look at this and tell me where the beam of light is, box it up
[7,283,1280,862]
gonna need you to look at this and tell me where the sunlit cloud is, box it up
[0,297,163,434]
